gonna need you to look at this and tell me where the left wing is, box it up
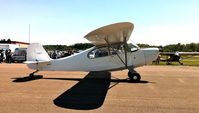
[178,52,199,56]
[84,22,134,46]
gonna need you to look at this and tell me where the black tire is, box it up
[128,71,141,82]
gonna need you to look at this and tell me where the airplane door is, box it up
[109,52,132,67]
[109,54,122,65]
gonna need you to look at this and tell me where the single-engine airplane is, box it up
[160,52,199,65]
[25,22,159,82]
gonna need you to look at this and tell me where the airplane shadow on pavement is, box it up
[11,72,152,110]
[12,75,43,82]
[53,71,111,110]
[50,72,152,110]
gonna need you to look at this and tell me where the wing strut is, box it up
[104,38,128,69]
[123,36,128,68]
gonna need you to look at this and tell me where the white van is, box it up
[12,48,27,63]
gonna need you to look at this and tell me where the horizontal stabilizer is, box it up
[24,60,50,64]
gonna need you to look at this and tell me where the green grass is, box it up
[161,55,199,60]
[182,56,199,60]
[151,60,199,66]
[152,55,199,66]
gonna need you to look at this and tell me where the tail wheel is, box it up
[29,73,34,79]
[128,71,141,82]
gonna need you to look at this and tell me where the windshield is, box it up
[127,40,140,51]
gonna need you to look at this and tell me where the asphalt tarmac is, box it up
[0,64,199,113]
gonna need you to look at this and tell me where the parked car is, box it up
[12,48,27,63]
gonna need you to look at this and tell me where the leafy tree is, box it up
[7,38,11,43]
[0,39,6,43]
[0,38,12,43]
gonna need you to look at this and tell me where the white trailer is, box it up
[0,44,19,52]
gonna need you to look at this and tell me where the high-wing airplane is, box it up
[25,22,159,82]
[160,52,199,65]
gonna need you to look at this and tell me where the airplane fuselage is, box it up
[27,47,159,72]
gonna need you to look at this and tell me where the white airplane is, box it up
[25,22,159,82]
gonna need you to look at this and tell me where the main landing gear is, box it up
[128,67,141,82]
[128,71,141,82]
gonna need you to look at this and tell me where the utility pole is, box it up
[29,24,30,43]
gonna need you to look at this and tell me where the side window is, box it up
[87,43,138,59]
[88,47,109,59]
[88,44,125,59]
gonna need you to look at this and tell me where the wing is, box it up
[178,52,199,56]
[84,22,134,46]
[160,52,199,56]
[160,52,175,55]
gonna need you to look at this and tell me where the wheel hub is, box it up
[133,75,138,80]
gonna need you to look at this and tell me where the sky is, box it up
[0,0,199,46]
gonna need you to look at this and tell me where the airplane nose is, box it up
[142,48,159,64]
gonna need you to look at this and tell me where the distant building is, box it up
[11,41,30,48]
[0,41,29,52]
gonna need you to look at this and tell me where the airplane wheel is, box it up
[128,71,141,82]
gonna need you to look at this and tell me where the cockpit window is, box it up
[88,43,132,59]
[88,40,140,59]
[88,41,140,59]
[88,47,109,59]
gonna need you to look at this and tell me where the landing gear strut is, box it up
[29,70,39,78]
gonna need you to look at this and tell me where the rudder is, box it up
[26,43,51,62]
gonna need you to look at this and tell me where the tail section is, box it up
[26,43,51,62]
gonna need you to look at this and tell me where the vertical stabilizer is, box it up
[26,43,51,62]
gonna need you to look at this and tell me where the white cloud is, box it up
[2,31,89,45]
[30,32,89,45]
[133,24,199,45]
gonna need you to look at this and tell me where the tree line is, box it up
[43,43,94,51]
[0,39,12,43]
[137,43,199,52]
[0,38,198,52]
[44,42,199,52]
